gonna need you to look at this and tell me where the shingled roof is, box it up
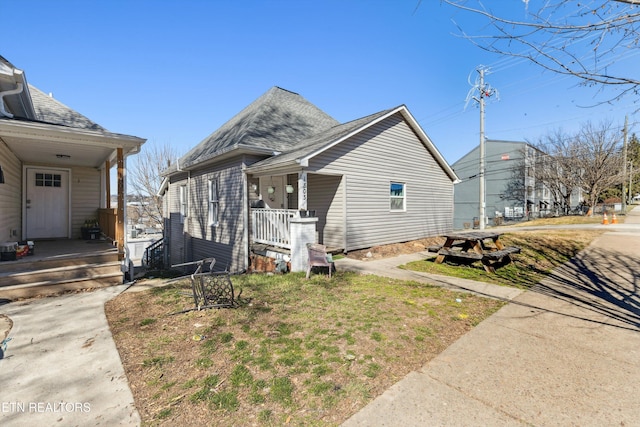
[29,85,106,131]
[177,86,339,169]
[246,108,395,172]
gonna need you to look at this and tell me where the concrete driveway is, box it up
[0,285,139,426]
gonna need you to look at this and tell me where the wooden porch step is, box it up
[0,261,121,287]
[0,251,118,275]
[0,273,124,300]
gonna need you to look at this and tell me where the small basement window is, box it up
[390,182,405,211]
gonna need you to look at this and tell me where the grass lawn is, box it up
[106,225,603,426]
[401,229,604,289]
[107,273,503,426]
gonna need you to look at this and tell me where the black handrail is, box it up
[143,237,165,270]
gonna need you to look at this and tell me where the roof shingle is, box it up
[178,86,339,168]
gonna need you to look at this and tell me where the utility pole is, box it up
[630,161,634,204]
[622,115,628,212]
[466,66,496,230]
[479,68,486,230]
[473,67,496,229]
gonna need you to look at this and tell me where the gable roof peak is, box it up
[177,86,338,169]
[270,86,299,95]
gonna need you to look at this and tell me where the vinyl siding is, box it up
[0,142,22,240]
[308,113,453,251]
[70,166,101,239]
[166,156,251,272]
[308,174,344,249]
[167,172,190,268]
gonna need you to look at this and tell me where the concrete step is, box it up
[0,251,118,275]
[0,273,124,300]
[0,261,122,287]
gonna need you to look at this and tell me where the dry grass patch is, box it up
[402,229,604,289]
[106,272,503,426]
[508,215,602,227]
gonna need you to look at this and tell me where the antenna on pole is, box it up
[466,66,497,230]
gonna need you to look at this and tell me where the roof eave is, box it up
[162,145,275,177]
[0,67,36,119]
[245,157,302,175]
[0,119,145,152]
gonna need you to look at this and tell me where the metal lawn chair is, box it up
[173,258,237,310]
[306,243,335,279]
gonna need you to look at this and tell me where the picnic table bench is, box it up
[428,231,521,273]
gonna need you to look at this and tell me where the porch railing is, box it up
[251,209,297,249]
[98,208,119,244]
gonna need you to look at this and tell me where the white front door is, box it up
[26,168,70,239]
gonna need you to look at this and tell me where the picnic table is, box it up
[428,231,521,273]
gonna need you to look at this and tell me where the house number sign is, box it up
[299,171,307,210]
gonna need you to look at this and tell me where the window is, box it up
[208,179,219,226]
[179,185,187,223]
[390,182,405,211]
[35,173,62,187]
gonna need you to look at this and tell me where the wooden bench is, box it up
[435,248,484,260]
[483,246,521,261]
[428,241,468,253]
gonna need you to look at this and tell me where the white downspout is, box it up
[0,83,24,118]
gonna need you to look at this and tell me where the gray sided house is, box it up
[160,87,457,272]
[0,55,145,297]
[452,139,557,230]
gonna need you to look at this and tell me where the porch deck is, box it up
[3,239,116,263]
[0,239,122,300]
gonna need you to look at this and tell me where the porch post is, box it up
[105,159,110,208]
[289,216,318,272]
[117,148,125,259]
[298,171,308,211]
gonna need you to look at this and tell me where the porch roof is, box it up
[0,57,145,168]
[0,117,145,168]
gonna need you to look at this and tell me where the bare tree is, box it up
[530,129,583,214]
[575,121,625,210]
[441,0,640,103]
[128,142,180,231]
[530,122,624,214]
[501,154,526,204]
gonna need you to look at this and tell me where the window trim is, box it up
[390,181,406,212]
[208,178,219,226]
[179,185,187,223]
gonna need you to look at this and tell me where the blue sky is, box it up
[3,0,638,168]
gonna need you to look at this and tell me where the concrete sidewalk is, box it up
[0,285,139,426]
[341,209,640,426]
